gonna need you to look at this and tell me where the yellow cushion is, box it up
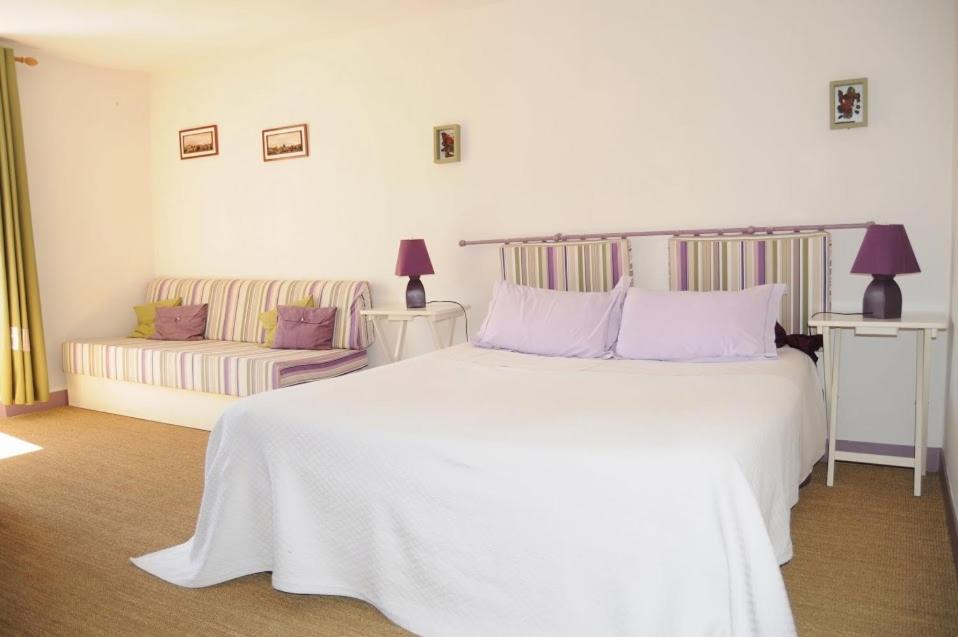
[260,296,314,346]
[130,298,182,338]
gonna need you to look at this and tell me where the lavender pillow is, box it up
[151,304,208,341]
[614,284,786,361]
[474,276,632,358]
[272,306,337,350]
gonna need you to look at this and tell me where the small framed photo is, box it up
[263,123,309,161]
[830,78,868,129]
[433,124,461,163]
[179,124,218,159]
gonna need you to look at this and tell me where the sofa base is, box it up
[66,374,238,431]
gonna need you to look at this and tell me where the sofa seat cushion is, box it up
[63,338,367,398]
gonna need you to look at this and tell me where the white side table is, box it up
[362,303,469,363]
[808,312,947,496]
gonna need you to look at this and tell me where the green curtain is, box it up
[0,48,48,405]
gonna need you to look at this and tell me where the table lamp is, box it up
[850,224,920,319]
[396,239,434,309]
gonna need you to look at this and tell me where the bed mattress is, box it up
[133,344,825,636]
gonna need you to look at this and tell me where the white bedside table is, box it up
[362,303,469,363]
[808,312,948,496]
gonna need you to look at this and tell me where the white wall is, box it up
[148,0,955,446]
[8,43,153,391]
[945,1,958,510]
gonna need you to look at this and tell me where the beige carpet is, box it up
[1,408,956,636]
[784,459,958,635]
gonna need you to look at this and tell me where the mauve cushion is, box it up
[272,306,337,350]
[151,304,209,341]
[614,284,785,361]
[474,276,632,358]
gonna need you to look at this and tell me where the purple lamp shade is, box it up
[850,224,920,319]
[850,224,920,275]
[395,239,435,276]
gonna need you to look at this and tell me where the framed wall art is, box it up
[433,124,461,163]
[830,78,867,129]
[179,124,219,159]
[262,123,309,161]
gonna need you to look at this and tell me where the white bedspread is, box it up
[133,345,825,637]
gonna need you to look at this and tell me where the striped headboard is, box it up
[500,239,633,292]
[668,232,831,334]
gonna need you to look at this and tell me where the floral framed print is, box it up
[262,123,309,161]
[830,78,867,129]
[179,124,219,159]
[433,124,461,163]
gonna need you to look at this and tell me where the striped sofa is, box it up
[62,278,372,430]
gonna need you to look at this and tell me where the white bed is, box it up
[133,344,825,636]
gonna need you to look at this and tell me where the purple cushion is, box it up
[474,277,631,358]
[272,306,337,350]
[151,304,208,341]
[614,284,785,361]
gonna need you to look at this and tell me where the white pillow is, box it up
[614,284,786,361]
[474,277,632,358]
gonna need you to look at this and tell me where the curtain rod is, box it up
[458,221,874,247]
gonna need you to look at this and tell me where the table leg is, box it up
[914,329,931,496]
[369,317,395,364]
[447,317,458,347]
[914,330,925,496]
[428,319,446,350]
[826,327,842,487]
[820,327,831,410]
[921,330,932,476]
[822,326,833,484]
[393,320,408,361]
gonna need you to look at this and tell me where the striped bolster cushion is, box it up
[144,278,372,350]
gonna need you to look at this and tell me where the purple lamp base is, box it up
[405,275,426,309]
[862,275,902,319]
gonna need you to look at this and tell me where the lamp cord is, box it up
[427,300,469,342]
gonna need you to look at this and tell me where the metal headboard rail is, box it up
[458,221,873,247]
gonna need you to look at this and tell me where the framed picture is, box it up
[262,123,309,161]
[433,124,461,163]
[830,78,868,129]
[179,124,218,159]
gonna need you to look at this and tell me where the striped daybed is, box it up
[62,278,372,430]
